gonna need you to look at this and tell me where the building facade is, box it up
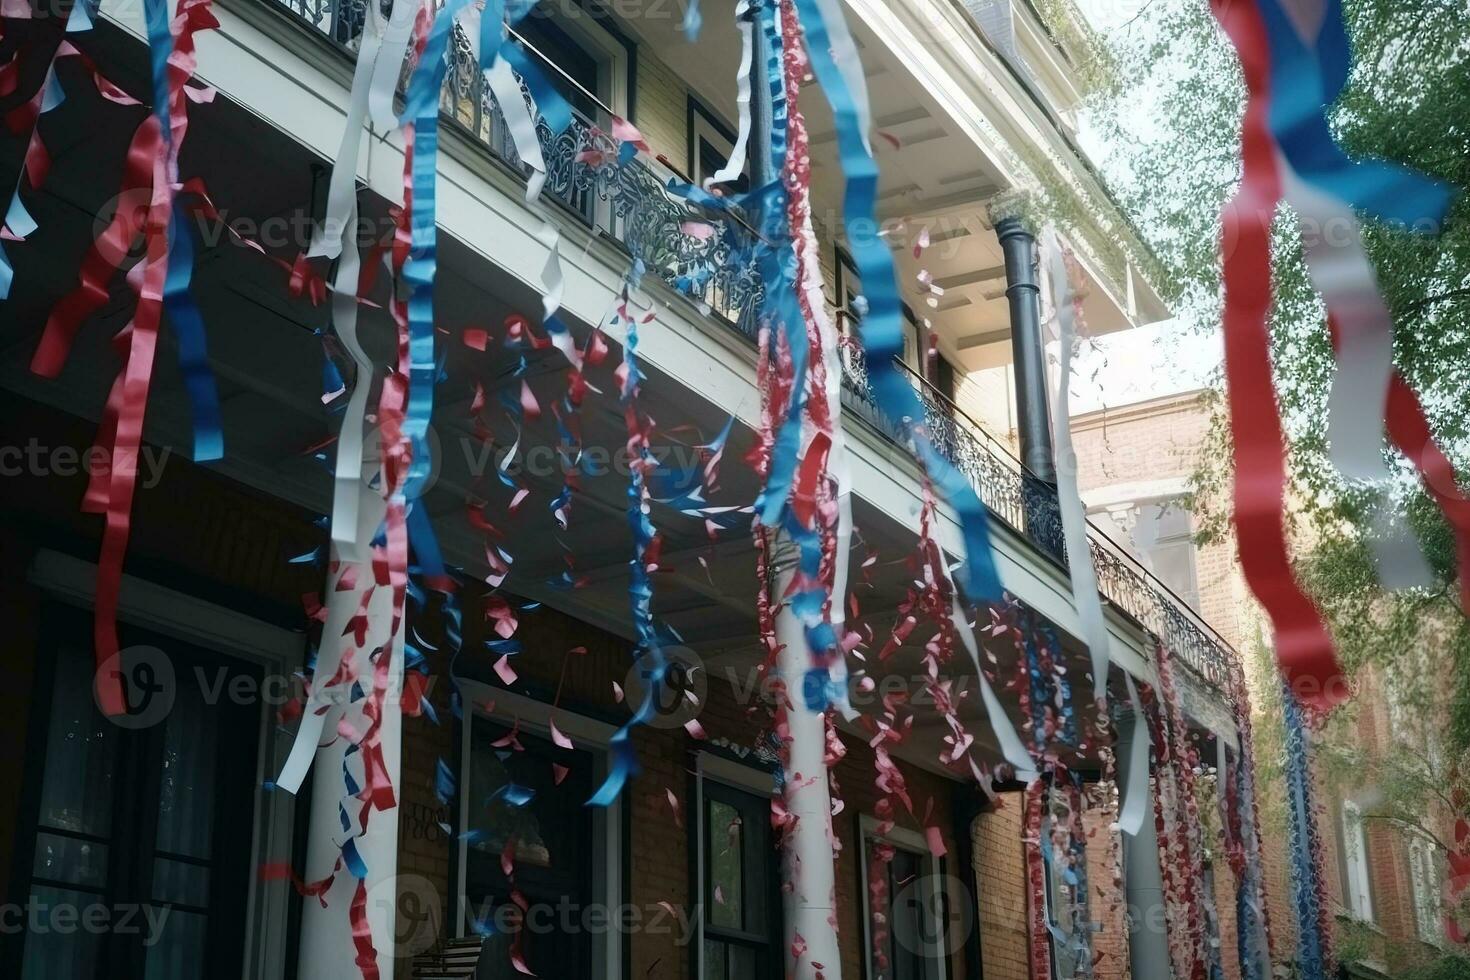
[1070,388,1456,979]
[0,1,1262,978]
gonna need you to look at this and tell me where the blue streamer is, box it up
[163,210,224,460]
[588,274,666,807]
[498,41,573,136]
[1282,682,1330,976]
[140,0,225,461]
[1254,0,1454,227]
[790,0,1001,603]
[399,0,474,505]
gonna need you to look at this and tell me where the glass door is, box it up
[701,780,780,980]
[10,610,262,980]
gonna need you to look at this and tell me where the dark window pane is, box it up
[729,943,757,980]
[708,800,744,930]
[144,906,209,980]
[465,720,594,979]
[20,886,103,980]
[152,857,211,908]
[155,682,219,859]
[703,938,727,980]
[514,12,600,118]
[36,645,116,837]
[31,832,108,890]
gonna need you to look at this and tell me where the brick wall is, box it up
[973,792,1032,979]
[1070,388,1466,975]
[392,599,1003,979]
[1069,392,1250,652]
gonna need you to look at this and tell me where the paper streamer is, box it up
[1282,680,1334,975]
[309,0,409,561]
[1211,0,1343,713]
[1256,0,1454,487]
[1118,674,1150,837]
[703,0,753,190]
[790,0,1002,607]
[1042,231,1112,701]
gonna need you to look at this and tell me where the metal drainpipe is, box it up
[995,215,1056,484]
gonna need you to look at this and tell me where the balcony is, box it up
[260,0,1241,707]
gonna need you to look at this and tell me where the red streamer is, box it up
[1212,0,1342,714]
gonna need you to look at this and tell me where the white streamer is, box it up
[312,0,408,561]
[1043,229,1113,703]
[704,0,754,190]
[949,593,1036,780]
[466,13,573,363]
[1044,228,1154,836]
[1118,674,1150,836]
[1282,160,1432,587]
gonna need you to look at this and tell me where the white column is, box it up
[296,487,405,979]
[1116,709,1170,980]
[773,538,842,980]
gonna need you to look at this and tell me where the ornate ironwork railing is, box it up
[836,331,1240,705]
[266,0,765,330]
[265,0,1238,707]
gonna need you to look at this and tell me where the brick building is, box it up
[1069,386,1456,978]
[0,0,1261,978]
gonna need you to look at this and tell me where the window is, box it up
[1409,835,1443,946]
[1339,801,1375,922]
[859,817,948,980]
[1041,813,1085,979]
[9,614,260,980]
[695,757,781,980]
[455,689,622,977]
[688,99,751,195]
[1132,500,1200,611]
[494,1,632,224]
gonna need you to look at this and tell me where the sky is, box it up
[1057,0,1225,415]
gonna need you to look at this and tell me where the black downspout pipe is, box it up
[995,215,1055,483]
[952,785,987,980]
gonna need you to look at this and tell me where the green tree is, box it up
[1080,0,1470,973]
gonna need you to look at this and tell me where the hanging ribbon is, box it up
[789,0,1001,608]
[703,0,753,190]
[1211,0,1342,714]
[1282,680,1334,976]
[311,0,414,562]
[1042,230,1112,702]
[1255,0,1454,486]
[588,272,667,807]
[1214,0,1466,711]
[1043,229,1152,836]
[27,0,217,717]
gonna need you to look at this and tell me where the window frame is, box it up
[1339,800,1375,923]
[1408,834,1443,947]
[687,96,751,194]
[12,549,301,980]
[693,752,782,980]
[454,682,625,976]
[856,814,949,980]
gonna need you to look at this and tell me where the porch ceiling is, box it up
[0,21,1194,782]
